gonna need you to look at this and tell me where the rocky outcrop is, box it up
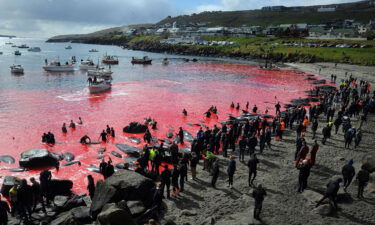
[97,201,137,225]
[123,122,148,133]
[362,154,375,173]
[19,148,60,169]
[90,170,155,218]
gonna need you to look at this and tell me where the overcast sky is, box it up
[0,0,361,38]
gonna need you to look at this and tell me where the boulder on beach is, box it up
[362,154,375,173]
[90,169,155,218]
[123,122,147,134]
[97,202,136,225]
[19,148,60,169]
[1,176,21,197]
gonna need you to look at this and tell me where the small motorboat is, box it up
[43,61,75,72]
[5,42,13,45]
[162,58,169,65]
[79,59,97,70]
[102,55,119,64]
[11,45,17,47]
[28,47,41,52]
[87,76,111,93]
[14,50,21,56]
[10,65,24,74]
[131,56,152,65]
[89,49,99,52]
[18,44,29,48]
[65,45,72,50]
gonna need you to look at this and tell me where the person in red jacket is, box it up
[295,141,309,167]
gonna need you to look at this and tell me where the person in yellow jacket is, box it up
[9,184,19,216]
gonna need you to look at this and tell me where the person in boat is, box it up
[80,135,91,145]
[62,123,67,133]
[182,109,187,116]
[65,62,68,65]
[69,120,76,129]
[77,117,83,125]
[44,59,48,65]
[87,77,93,85]
[57,62,61,66]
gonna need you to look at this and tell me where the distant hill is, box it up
[47,24,152,42]
[0,34,16,38]
[157,0,375,27]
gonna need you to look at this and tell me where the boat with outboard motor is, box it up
[10,65,24,74]
[43,61,75,72]
[131,56,152,64]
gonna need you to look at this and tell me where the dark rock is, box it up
[97,202,136,225]
[50,211,73,225]
[362,154,375,173]
[90,181,117,218]
[0,155,15,164]
[115,144,142,158]
[123,122,147,134]
[105,170,155,205]
[54,195,69,208]
[127,200,146,217]
[49,179,73,196]
[62,194,87,211]
[180,209,197,216]
[19,148,60,169]
[71,206,91,221]
[1,176,21,197]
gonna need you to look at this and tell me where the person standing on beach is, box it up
[160,165,172,199]
[275,102,281,115]
[0,195,10,225]
[356,166,370,199]
[252,184,267,220]
[172,165,180,196]
[309,140,319,166]
[247,154,259,186]
[239,135,247,162]
[341,160,355,192]
[227,156,236,188]
[316,178,342,209]
[297,159,312,193]
[211,157,220,188]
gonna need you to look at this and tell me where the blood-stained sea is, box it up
[0,41,319,193]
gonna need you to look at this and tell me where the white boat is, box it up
[65,45,72,49]
[28,47,41,52]
[43,61,75,72]
[88,78,111,93]
[14,50,21,56]
[87,67,113,78]
[79,60,97,70]
[89,49,99,52]
[18,44,29,49]
[10,65,24,74]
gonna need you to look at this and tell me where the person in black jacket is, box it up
[152,183,163,213]
[322,125,330,145]
[178,127,184,144]
[0,195,10,225]
[172,165,180,196]
[316,178,342,209]
[87,175,96,199]
[17,179,33,222]
[190,152,199,180]
[356,166,370,199]
[247,154,260,187]
[179,163,188,192]
[160,165,172,198]
[30,177,46,213]
[341,160,355,192]
[297,159,312,193]
[211,157,220,188]
[227,156,236,188]
[105,160,114,178]
[252,184,267,220]
[239,136,247,162]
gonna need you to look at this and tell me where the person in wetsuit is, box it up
[99,130,107,142]
[62,123,67,133]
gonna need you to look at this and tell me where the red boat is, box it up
[102,55,119,64]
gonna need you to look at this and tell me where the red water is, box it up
[0,62,319,193]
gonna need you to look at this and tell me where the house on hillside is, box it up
[317,7,336,12]
[261,6,287,11]
[329,28,356,38]
[308,27,328,37]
